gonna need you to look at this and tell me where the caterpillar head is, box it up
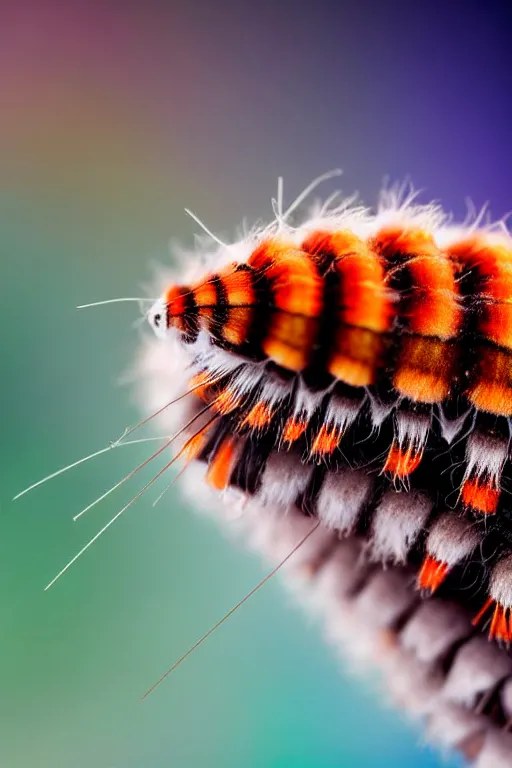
[147,285,200,343]
[147,296,168,341]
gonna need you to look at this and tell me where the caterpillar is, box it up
[139,177,512,766]
[146,180,512,641]
[19,174,512,766]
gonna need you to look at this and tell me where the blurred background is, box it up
[2,1,511,766]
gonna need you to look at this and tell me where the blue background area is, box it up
[2,1,510,765]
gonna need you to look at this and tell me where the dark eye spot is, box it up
[154,313,161,328]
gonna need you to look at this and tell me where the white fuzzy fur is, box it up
[383,650,444,718]
[395,409,431,451]
[353,568,415,628]
[366,391,396,428]
[463,431,509,485]
[500,677,512,719]
[288,379,327,420]
[489,553,512,608]
[441,636,512,707]
[370,490,432,564]
[257,452,313,508]
[475,730,512,768]
[316,468,372,534]
[426,702,485,750]
[322,394,363,435]
[400,600,471,664]
[311,540,366,608]
[426,513,481,566]
[437,404,472,445]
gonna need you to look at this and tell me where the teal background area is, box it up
[2,1,510,766]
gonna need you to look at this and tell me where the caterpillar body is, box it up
[147,187,512,643]
[137,182,512,765]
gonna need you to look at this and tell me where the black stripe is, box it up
[209,275,230,345]
[302,265,339,391]
[295,464,327,517]
[209,264,275,362]
[230,430,277,495]
[180,287,199,344]
[370,251,414,404]
[343,398,395,472]
[238,265,275,361]
[353,473,389,537]
[444,251,485,410]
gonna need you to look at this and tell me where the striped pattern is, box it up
[156,222,512,647]
[190,389,512,647]
[141,190,512,764]
[163,226,512,414]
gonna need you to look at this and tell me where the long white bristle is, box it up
[12,436,171,501]
[77,297,157,310]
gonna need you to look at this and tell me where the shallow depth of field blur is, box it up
[2,2,511,766]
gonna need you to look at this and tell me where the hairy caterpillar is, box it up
[18,174,512,766]
[147,177,512,639]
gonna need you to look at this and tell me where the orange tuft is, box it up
[189,371,214,402]
[472,598,512,645]
[481,303,512,351]
[214,387,242,416]
[490,603,512,645]
[242,401,274,430]
[468,346,512,416]
[417,554,449,593]
[472,597,494,628]
[461,478,499,515]
[311,424,340,456]
[384,443,423,478]
[328,356,375,387]
[181,430,208,463]
[408,258,461,339]
[206,437,237,490]
[282,418,307,444]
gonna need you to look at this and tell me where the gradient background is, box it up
[2,1,511,766]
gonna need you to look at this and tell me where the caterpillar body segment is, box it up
[147,188,512,655]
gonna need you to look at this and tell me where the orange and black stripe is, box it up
[167,218,512,662]
[163,228,512,419]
